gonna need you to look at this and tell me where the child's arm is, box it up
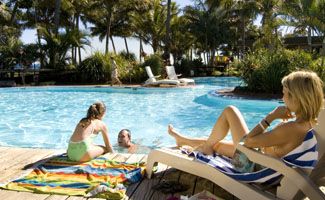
[101,123,114,153]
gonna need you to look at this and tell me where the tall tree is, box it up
[282,0,324,53]
[163,0,172,61]
[132,0,167,53]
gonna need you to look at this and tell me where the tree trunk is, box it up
[124,37,129,54]
[54,0,61,34]
[321,33,325,57]
[105,10,114,54]
[110,36,116,54]
[139,38,143,62]
[77,16,81,63]
[10,1,19,25]
[307,27,312,53]
[105,10,113,54]
[35,4,44,69]
[163,0,171,61]
[321,35,325,78]
[72,15,76,65]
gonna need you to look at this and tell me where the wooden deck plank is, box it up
[8,191,50,200]
[1,149,57,171]
[125,154,147,198]
[0,146,10,153]
[130,163,171,200]
[0,148,59,183]
[193,177,214,195]
[0,148,27,163]
[44,194,69,200]
[0,190,23,200]
[149,168,181,200]
[0,190,50,200]
[65,196,87,200]
[213,184,234,200]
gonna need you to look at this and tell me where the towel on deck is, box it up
[1,154,146,199]
[182,129,318,185]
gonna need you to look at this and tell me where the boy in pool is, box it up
[168,70,324,172]
[67,101,114,162]
[118,129,152,154]
[118,129,137,153]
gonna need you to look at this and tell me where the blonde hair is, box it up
[79,101,106,128]
[282,71,324,122]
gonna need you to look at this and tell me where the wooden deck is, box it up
[0,146,235,200]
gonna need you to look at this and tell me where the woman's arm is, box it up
[100,123,114,153]
[244,122,295,148]
[244,106,294,148]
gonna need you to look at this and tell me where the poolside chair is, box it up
[144,66,180,86]
[146,109,325,200]
[166,66,195,85]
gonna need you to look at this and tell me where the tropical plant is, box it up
[131,0,168,53]
[281,0,320,52]
[39,27,89,70]
[142,54,164,76]
[238,48,313,93]
[77,52,109,83]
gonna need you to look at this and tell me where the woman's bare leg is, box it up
[79,145,106,162]
[168,124,207,147]
[199,106,249,156]
[169,106,249,156]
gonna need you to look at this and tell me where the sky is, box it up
[20,0,193,61]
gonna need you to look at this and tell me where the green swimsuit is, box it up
[67,125,97,161]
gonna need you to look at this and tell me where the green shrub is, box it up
[119,51,136,62]
[126,64,147,84]
[142,54,164,76]
[310,57,325,82]
[238,48,314,94]
[176,58,203,76]
[77,52,109,83]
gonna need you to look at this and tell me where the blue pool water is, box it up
[0,77,281,151]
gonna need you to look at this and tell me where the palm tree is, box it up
[54,0,61,34]
[255,0,282,50]
[183,1,233,65]
[132,0,167,53]
[163,0,172,61]
[282,0,320,52]
[38,27,89,69]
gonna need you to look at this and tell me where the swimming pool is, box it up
[0,77,281,151]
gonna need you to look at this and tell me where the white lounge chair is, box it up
[166,65,195,85]
[144,66,180,86]
[146,109,325,200]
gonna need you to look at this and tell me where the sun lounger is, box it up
[144,66,180,86]
[166,66,195,85]
[146,109,325,199]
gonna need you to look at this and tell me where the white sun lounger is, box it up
[166,65,195,85]
[144,66,180,86]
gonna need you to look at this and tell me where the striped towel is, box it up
[1,154,146,199]
[183,129,318,184]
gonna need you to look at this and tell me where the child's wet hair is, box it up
[79,101,106,128]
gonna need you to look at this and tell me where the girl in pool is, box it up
[168,71,323,171]
[67,101,114,162]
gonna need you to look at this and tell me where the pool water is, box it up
[0,77,281,151]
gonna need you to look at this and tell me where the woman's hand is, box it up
[267,106,294,122]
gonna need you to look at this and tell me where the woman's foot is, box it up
[168,124,185,147]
